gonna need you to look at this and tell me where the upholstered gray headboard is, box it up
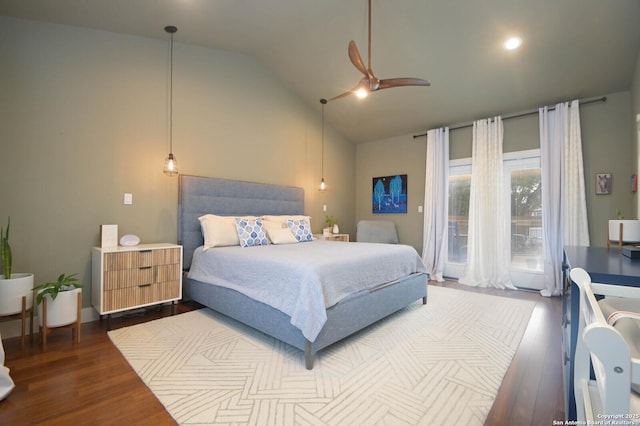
[178,175,305,269]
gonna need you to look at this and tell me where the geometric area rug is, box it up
[108,286,535,426]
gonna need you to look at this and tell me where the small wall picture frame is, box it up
[595,173,612,195]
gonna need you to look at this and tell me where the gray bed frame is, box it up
[178,175,427,369]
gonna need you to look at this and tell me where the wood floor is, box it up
[1,283,564,425]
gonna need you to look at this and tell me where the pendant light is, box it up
[319,98,327,191]
[163,25,179,177]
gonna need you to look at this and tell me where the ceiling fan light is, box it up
[355,88,368,99]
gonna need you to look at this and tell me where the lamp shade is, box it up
[319,177,326,191]
[163,153,178,176]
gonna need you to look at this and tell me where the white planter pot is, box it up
[37,288,81,328]
[0,273,34,316]
[608,220,640,243]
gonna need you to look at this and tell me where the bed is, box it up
[179,175,428,369]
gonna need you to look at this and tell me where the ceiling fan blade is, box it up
[378,78,431,90]
[328,78,370,101]
[348,41,368,76]
[328,90,354,101]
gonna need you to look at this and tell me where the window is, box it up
[445,160,471,278]
[445,150,544,289]
[447,160,471,264]
[504,150,542,272]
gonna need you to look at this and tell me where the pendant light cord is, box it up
[165,25,177,155]
[320,98,327,179]
[169,30,174,155]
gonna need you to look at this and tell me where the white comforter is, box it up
[187,239,427,341]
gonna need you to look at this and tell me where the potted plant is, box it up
[325,215,339,234]
[33,273,83,328]
[0,217,34,318]
[608,209,640,247]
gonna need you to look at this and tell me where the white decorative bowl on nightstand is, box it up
[119,234,140,246]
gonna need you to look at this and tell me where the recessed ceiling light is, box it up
[504,37,522,50]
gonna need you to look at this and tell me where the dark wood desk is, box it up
[563,246,640,420]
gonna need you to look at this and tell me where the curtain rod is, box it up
[412,95,607,139]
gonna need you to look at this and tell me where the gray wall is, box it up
[582,91,634,240]
[356,90,634,253]
[0,17,356,307]
[356,135,426,251]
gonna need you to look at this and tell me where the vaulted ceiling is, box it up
[2,0,640,143]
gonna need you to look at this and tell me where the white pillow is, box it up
[262,219,284,234]
[262,220,298,244]
[198,214,257,249]
[266,226,299,245]
[262,215,311,225]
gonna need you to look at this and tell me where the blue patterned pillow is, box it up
[235,218,268,247]
[286,219,313,242]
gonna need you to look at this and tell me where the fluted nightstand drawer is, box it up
[103,280,181,312]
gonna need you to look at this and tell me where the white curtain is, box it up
[540,100,589,297]
[564,101,590,247]
[459,117,515,289]
[422,127,449,282]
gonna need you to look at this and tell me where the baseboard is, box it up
[0,307,100,340]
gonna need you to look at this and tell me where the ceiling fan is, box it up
[329,0,430,101]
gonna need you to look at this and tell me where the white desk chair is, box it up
[570,268,640,423]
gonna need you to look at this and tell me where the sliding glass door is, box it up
[445,149,545,290]
[445,159,470,279]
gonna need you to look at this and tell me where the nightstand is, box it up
[315,233,350,242]
[91,243,182,328]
